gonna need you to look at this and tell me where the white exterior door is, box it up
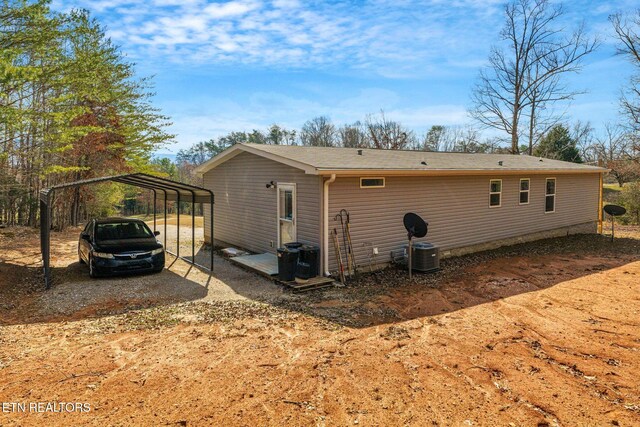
[277,183,296,247]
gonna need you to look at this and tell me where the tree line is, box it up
[176,113,514,167]
[0,0,172,228]
[175,117,638,186]
[176,1,639,183]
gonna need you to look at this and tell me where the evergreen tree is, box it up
[534,124,582,163]
[0,1,173,227]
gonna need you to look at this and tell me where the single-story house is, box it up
[195,143,606,276]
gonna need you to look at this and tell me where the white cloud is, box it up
[204,0,259,18]
[54,0,509,76]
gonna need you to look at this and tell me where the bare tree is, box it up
[471,0,598,154]
[422,124,493,152]
[338,121,369,148]
[449,126,484,153]
[365,111,416,150]
[266,124,297,145]
[524,62,573,154]
[594,123,638,186]
[611,12,640,145]
[422,125,448,151]
[571,121,596,163]
[300,116,336,147]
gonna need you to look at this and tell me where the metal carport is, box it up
[40,173,214,288]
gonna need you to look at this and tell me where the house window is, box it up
[489,179,502,207]
[519,178,530,205]
[360,177,385,188]
[545,178,556,213]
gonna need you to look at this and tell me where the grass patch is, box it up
[603,183,623,204]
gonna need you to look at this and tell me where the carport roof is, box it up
[40,173,214,290]
[41,173,213,204]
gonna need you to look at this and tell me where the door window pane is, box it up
[280,220,294,245]
[279,190,293,220]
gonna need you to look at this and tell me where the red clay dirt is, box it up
[0,227,639,426]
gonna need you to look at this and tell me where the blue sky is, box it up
[51,0,639,155]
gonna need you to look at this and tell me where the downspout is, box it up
[323,174,336,276]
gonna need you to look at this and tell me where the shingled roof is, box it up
[195,143,606,176]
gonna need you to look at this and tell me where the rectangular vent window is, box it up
[360,177,385,188]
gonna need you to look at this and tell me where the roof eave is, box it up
[194,143,317,176]
[315,168,607,177]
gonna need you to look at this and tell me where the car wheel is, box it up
[88,255,98,278]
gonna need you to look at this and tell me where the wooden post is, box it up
[598,172,603,234]
[408,237,413,281]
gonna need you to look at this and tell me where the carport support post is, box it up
[152,189,157,233]
[164,191,167,249]
[176,192,180,258]
[41,191,52,289]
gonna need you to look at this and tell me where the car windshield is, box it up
[95,221,154,241]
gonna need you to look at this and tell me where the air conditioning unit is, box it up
[404,242,439,272]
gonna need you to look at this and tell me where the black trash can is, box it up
[284,242,303,250]
[296,245,320,279]
[277,247,299,281]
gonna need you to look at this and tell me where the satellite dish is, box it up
[603,204,626,242]
[403,213,428,280]
[603,204,626,216]
[403,213,428,239]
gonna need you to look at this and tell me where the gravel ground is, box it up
[3,225,640,326]
[0,225,285,324]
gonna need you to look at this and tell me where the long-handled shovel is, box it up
[343,209,357,278]
[332,228,346,285]
[335,211,352,277]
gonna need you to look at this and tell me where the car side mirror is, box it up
[154,230,160,236]
[81,232,91,241]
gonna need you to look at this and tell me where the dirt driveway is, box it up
[1,227,639,426]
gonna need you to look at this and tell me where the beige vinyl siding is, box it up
[327,173,599,272]
[203,151,321,253]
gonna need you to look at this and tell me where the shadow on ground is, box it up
[1,226,639,328]
[0,260,208,325]
[216,233,640,328]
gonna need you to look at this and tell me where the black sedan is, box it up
[78,218,165,278]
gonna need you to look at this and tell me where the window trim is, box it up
[360,177,385,189]
[519,178,530,205]
[545,177,556,214]
[489,179,502,208]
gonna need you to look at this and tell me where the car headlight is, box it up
[151,248,163,255]
[93,252,114,259]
